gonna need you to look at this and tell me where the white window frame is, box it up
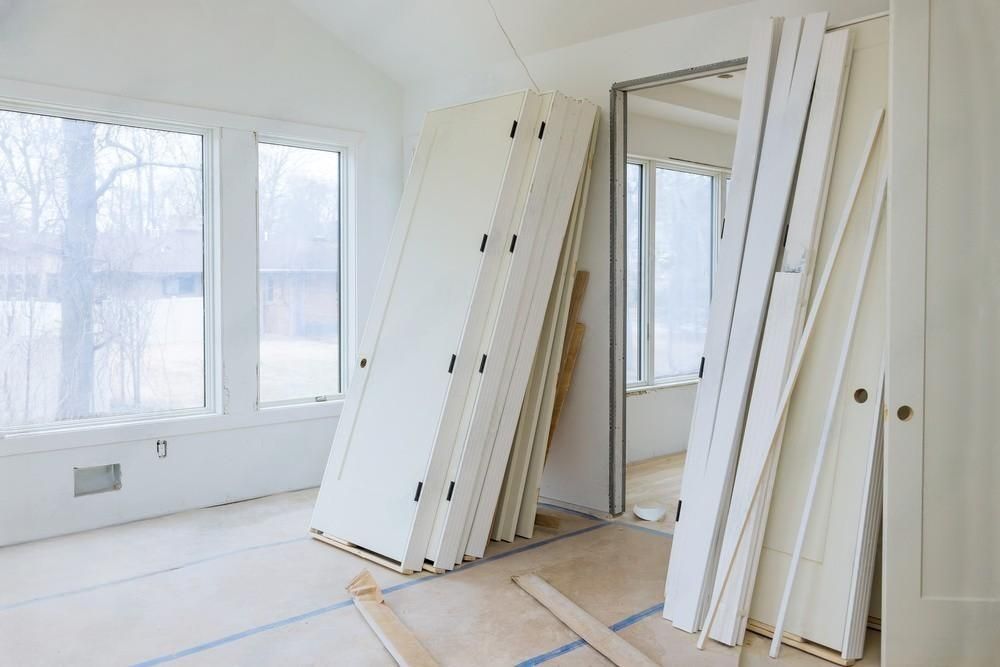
[0,77,361,453]
[626,155,729,392]
[255,134,351,408]
[0,98,220,435]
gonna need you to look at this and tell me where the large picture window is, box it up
[0,109,207,428]
[257,141,342,404]
[626,157,726,387]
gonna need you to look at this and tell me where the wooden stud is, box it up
[347,570,439,667]
[513,574,658,667]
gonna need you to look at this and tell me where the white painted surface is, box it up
[291,0,753,87]
[625,385,697,463]
[310,92,530,568]
[0,0,403,546]
[885,1,1000,663]
[401,0,888,515]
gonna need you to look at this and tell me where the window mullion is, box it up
[644,161,656,387]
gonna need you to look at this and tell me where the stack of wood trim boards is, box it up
[664,13,889,665]
[310,90,599,574]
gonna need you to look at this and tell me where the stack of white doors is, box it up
[310,90,599,574]
[663,13,890,663]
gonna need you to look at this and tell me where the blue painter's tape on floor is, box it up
[515,602,665,666]
[129,521,616,666]
[131,598,357,667]
[0,536,310,613]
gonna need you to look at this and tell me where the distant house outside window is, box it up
[257,141,343,405]
[0,108,208,427]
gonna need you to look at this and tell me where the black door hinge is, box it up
[509,234,518,252]
[479,233,488,252]
[510,120,518,138]
[414,481,423,502]
[448,354,457,373]
[675,499,683,522]
[538,121,546,139]
[478,354,487,373]
[446,481,455,501]
[698,357,705,379]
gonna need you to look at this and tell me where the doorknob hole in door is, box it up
[897,405,913,421]
[359,357,368,369]
[854,388,868,404]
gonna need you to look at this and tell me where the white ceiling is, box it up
[631,70,745,134]
[289,0,751,86]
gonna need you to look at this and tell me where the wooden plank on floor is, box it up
[347,570,440,667]
[513,574,658,667]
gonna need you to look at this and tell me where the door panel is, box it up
[885,1,1000,663]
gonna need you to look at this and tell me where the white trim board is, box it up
[311,91,543,571]
[664,12,827,633]
[706,25,854,647]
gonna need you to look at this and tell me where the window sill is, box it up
[0,399,343,458]
[626,376,699,396]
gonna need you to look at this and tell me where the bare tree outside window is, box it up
[0,109,205,428]
[257,142,341,403]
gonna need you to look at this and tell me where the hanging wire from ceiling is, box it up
[485,0,541,92]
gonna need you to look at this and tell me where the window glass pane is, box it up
[653,167,713,380]
[625,162,643,384]
[0,109,205,427]
[258,142,341,402]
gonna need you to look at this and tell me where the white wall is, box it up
[402,0,887,513]
[625,114,735,463]
[0,0,404,545]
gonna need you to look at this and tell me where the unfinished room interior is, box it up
[1,0,997,665]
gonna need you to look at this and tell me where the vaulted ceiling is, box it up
[290,0,752,86]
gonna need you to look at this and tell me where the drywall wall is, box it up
[625,114,735,463]
[626,384,697,462]
[402,0,888,514]
[0,0,403,545]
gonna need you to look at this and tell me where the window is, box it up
[0,108,208,427]
[626,157,726,387]
[257,141,343,404]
